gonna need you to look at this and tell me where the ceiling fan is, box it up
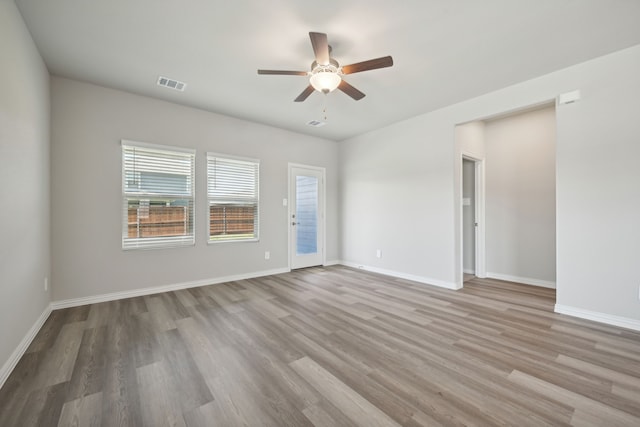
[258,32,393,102]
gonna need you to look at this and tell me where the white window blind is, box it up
[122,140,195,249]
[207,153,259,242]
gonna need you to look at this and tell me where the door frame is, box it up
[288,163,326,270]
[460,154,486,281]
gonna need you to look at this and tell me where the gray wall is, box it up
[51,77,338,301]
[342,44,640,322]
[485,106,556,285]
[0,1,51,371]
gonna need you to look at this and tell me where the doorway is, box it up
[289,164,325,269]
[456,103,556,290]
[462,158,476,281]
[461,156,485,281]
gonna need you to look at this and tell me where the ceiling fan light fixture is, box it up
[309,67,341,93]
[257,32,393,102]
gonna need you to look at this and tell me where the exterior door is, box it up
[290,165,324,269]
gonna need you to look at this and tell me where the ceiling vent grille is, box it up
[306,120,326,127]
[157,76,186,91]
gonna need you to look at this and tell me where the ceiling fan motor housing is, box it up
[311,58,340,70]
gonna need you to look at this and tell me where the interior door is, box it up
[290,165,324,269]
[462,158,476,276]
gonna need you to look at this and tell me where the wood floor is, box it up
[1,266,640,426]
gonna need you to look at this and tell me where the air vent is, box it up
[306,120,326,127]
[157,76,186,91]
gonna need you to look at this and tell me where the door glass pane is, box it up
[296,175,318,255]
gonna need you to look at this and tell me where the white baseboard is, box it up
[323,259,341,267]
[486,272,556,289]
[339,261,461,290]
[51,267,290,310]
[0,304,52,390]
[463,269,475,275]
[554,304,640,332]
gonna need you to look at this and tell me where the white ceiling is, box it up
[15,0,640,141]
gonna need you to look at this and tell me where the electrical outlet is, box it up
[44,277,48,292]
[376,249,382,258]
[264,251,270,260]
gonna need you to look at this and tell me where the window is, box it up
[122,140,195,249]
[207,153,259,242]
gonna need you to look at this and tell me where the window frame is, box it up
[121,140,196,250]
[207,152,260,244]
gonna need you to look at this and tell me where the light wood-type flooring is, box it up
[1,266,640,426]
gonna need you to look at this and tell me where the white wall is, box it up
[51,77,338,301]
[341,44,640,324]
[0,0,51,375]
[485,106,556,285]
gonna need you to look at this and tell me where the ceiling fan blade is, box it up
[258,69,308,76]
[341,56,394,75]
[294,85,315,102]
[309,32,330,65]
[338,80,366,101]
